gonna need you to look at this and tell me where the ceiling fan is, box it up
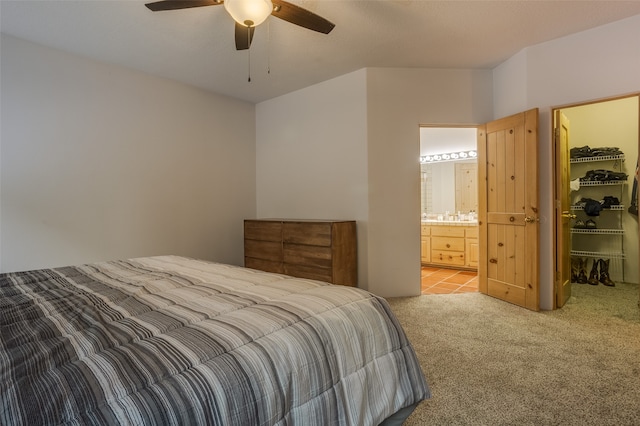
[145,0,335,50]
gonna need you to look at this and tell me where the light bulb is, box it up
[224,0,273,27]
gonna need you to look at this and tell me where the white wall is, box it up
[1,35,256,272]
[493,50,528,119]
[493,14,640,309]
[255,69,370,286]
[6,12,637,305]
[256,68,492,296]
[365,68,493,297]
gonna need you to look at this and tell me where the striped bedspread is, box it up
[0,256,429,425]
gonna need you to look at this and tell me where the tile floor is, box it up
[421,266,478,295]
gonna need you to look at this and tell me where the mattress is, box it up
[0,255,429,425]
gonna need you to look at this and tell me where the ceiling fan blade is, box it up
[235,23,255,50]
[145,0,222,12]
[271,0,335,34]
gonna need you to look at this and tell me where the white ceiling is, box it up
[2,1,640,105]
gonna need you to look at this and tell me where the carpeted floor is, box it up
[387,282,640,425]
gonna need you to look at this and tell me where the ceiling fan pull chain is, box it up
[247,26,252,82]
[267,18,271,75]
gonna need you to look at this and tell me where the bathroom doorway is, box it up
[420,126,479,294]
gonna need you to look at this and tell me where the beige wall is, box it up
[1,35,257,272]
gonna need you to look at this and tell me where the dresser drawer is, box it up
[245,257,284,274]
[431,236,465,252]
[244,240,283,261]
[284,244,332,268]
[245,220,282,242]
[431,226,466,238]
[284,264,333,283]
[244,219,357,286]
[431,250,465,266]
[283,222,332,246]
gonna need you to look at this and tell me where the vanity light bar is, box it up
[420,150,477,164]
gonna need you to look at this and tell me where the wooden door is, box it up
[477,109,539,311]
[554,111,573,308]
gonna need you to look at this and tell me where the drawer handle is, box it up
[446,244,451,248]
[489,258,498,264]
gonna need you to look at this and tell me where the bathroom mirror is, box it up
[421,159,478,217]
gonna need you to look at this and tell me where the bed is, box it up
[0,255,429,425]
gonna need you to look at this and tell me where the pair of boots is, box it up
[571,258,615,286]
[588,258,615,286]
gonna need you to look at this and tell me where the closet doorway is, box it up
[420,126,479,295]
[554,94,640,309]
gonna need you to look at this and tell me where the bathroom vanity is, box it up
[421,221,478,270]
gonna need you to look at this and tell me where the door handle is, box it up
[561,211,577,219]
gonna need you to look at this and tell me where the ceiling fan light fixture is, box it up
[224,0,273,27]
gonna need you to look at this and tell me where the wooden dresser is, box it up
[244,219,357,286]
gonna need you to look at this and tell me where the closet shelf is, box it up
[578,180,626,187]
[571,250,625,260]
[570,154,625,163]
[571,205,625,211]
[570,147,627,282]
[571,228,624,235]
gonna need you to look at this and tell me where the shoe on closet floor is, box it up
[598,259,615,287]
[577,258,588,284]
[587,259,599,285]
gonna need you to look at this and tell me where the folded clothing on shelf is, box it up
[601,196,620,208]
[579,169,628,182]
[570,145,593,158]
[580,198,603,216]
[572,196,620,216]
[569,145,623,159]
[590,147,623,157]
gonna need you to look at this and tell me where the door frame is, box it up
[551,92,640,309]
[419,125,480,273]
